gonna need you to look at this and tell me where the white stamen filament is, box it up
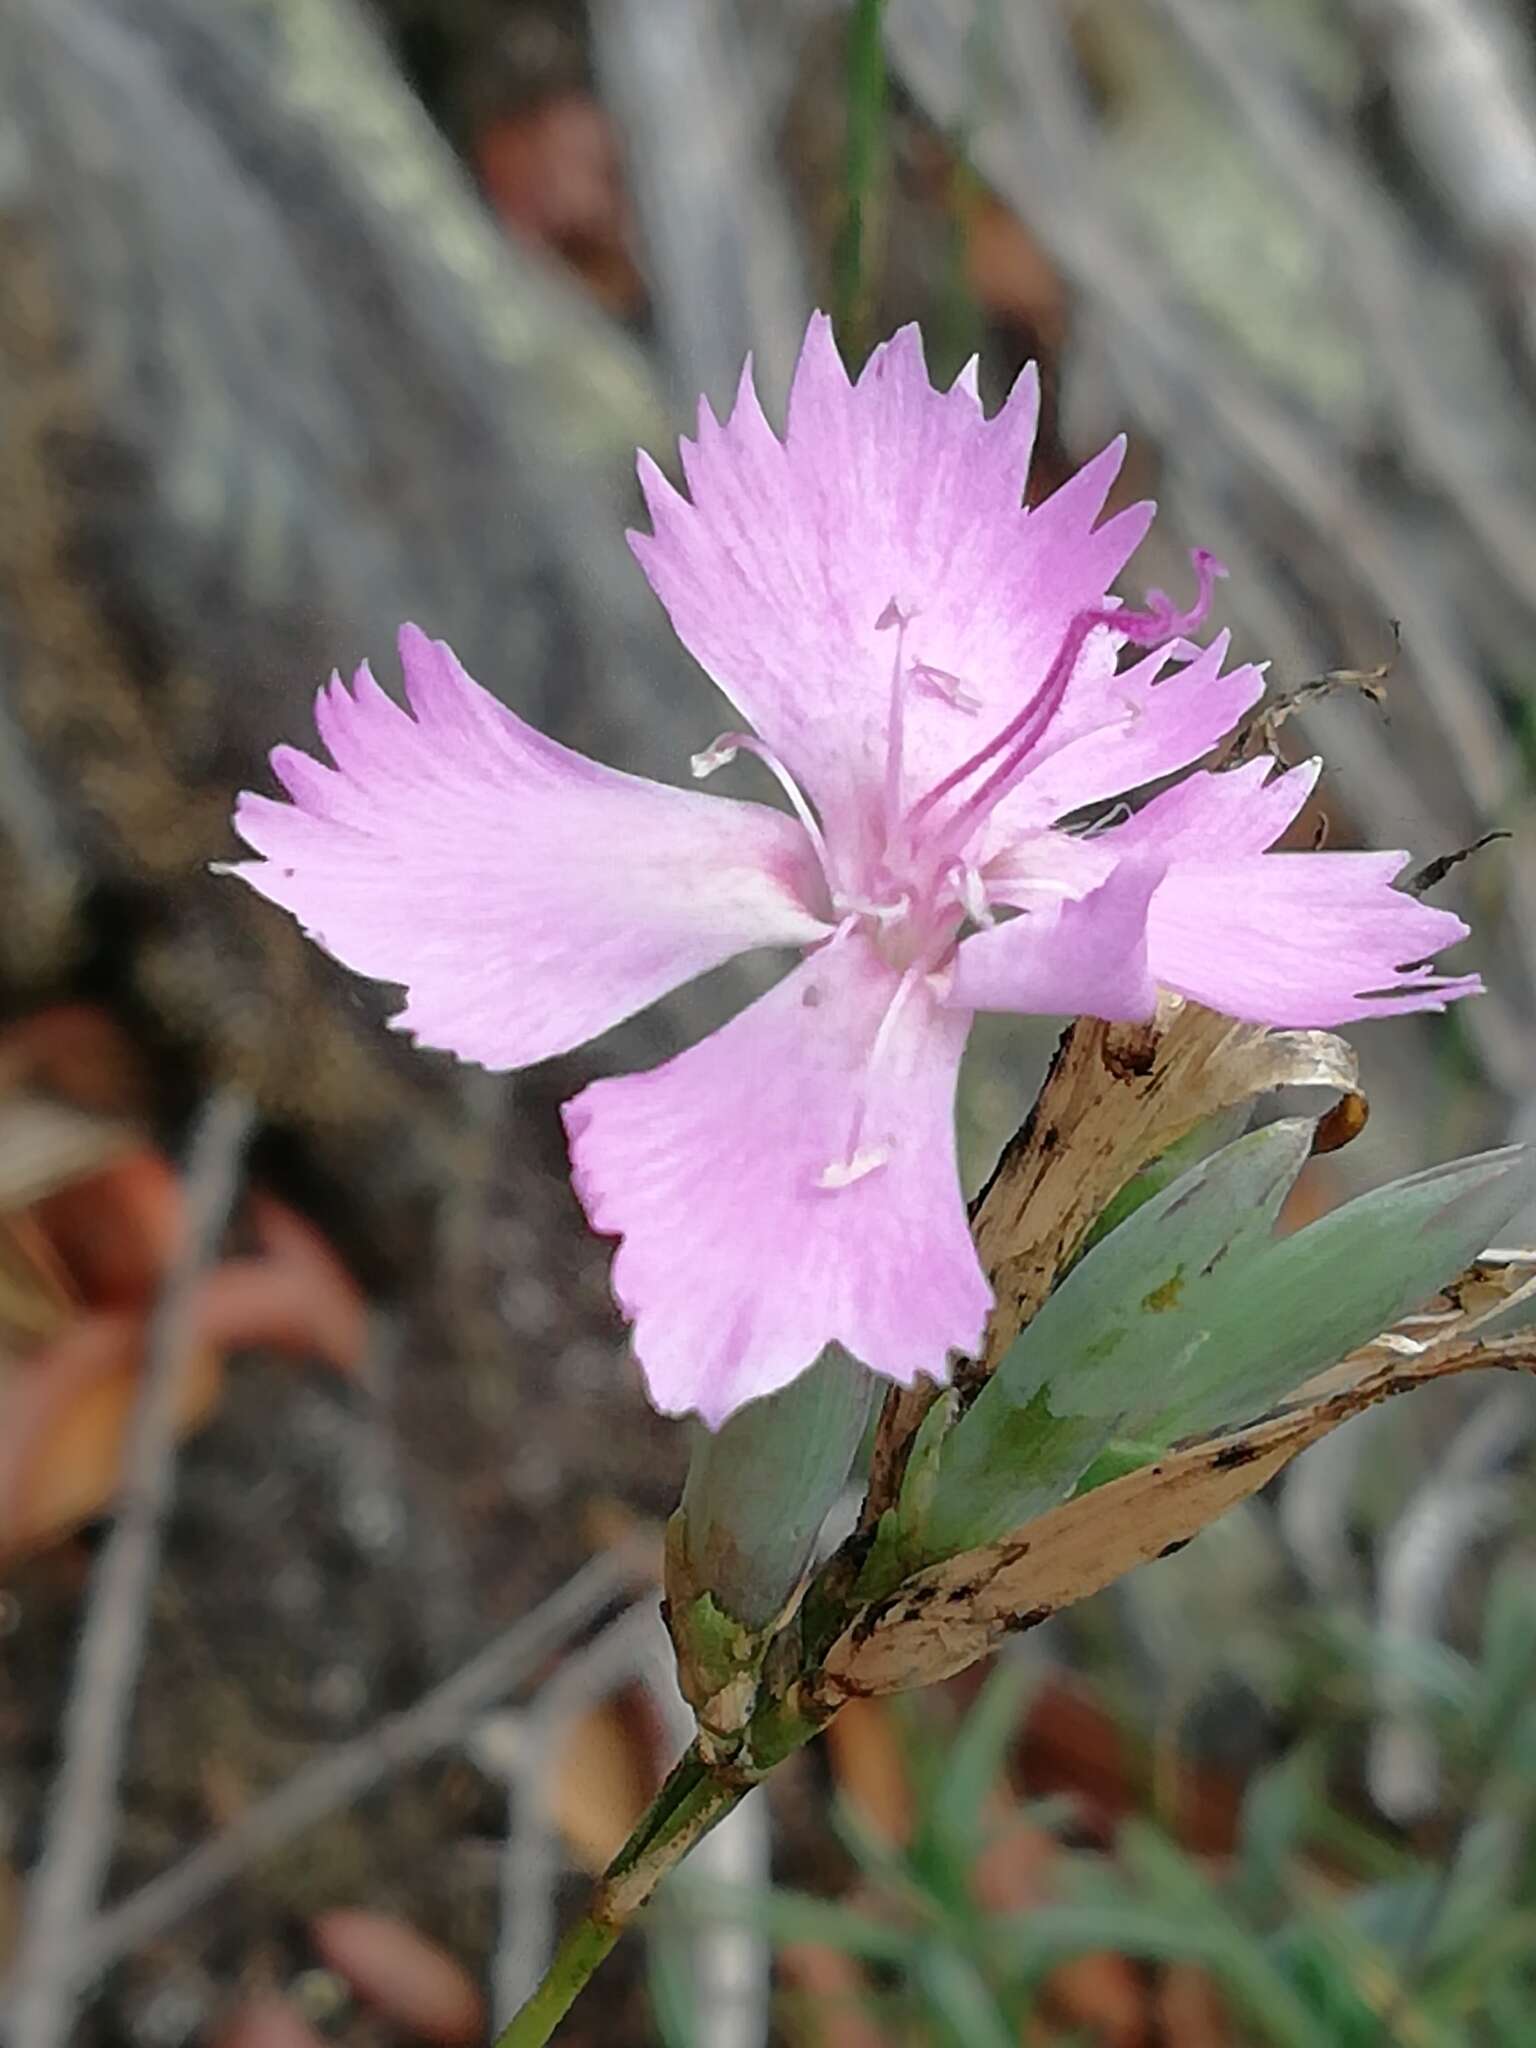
[954,862,996,929]
[818,965,923,1193]
[832,889,911,926]
[879,599,913,848]
[692,729,840,905]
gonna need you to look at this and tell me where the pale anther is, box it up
[912,662,982,714]
[690,739,740,779]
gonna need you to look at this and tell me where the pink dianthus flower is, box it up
[228,316,1480,1426]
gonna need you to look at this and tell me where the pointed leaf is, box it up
[922,1135,1535,1557]
[923,1122,1313,1553]
[1135,1146,1535,1443]
[818,1317,1536,1702]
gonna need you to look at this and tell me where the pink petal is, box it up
[630,312,1151,882]
[946,862,1161,1022]
[1146,852,1482,1025]
[995,632,1267,833]
[562,937,990,1425]
[1105,756,1321,858]
[228,627,829,1069]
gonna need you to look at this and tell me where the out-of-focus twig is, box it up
[1368,1381,1536,1821]
[1,1549,636,2015]
[483,1599,667,2029]
[5,1087,255,2048]
[1347,0,1536,375]
[590,0,810,412]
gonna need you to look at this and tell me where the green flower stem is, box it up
[834,0,889,355]
[493,1917,621,2048]
[492,1744,747,2047]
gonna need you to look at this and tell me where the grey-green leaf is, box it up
[1135,1143,1536,1445]
[920,1126,1535,1561]
[676,1342,875,1630]
[920,1121,1314,1555]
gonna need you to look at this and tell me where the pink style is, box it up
[228,315,1480,1427]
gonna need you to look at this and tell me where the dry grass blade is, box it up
[4,1553,641,2012]
[821,1268,1536,1701]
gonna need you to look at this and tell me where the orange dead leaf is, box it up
[473,93,645,316]
[824,1698,914,1847]
[309,1909,485,2045]
[0,1005,152,1117]
[0,1112,366,1562]
[1041,1952,1151,2048]
[196,1194,367,1375]
[30,1150,183,1308]
[1154,1964,1232,2046]
[550,1690,659,1873]
[0,1312,222,1565]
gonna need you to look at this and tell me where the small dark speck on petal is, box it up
[802,984,823,1008]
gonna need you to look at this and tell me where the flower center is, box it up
[691,552,1226,1193]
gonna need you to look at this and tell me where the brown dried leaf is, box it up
[0,1212,78,1349]
[1152,1966,1231,2048]
[30,1149,184,1308]
[823,1284,1536,1701]
[473,94,646,318]
[0,1004,154,1117]
[1224,638,1397,763]
[1042,1949,1150,2048]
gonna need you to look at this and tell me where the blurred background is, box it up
[5,0,1536,2041]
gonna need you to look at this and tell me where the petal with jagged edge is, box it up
[992,633,1267,838]
[630,313,1151,882]
[1145,852,1482,1026]
[228,627,829,1069]
[1102,756,1322,858]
